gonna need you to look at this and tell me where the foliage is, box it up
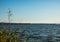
[0,28,20,42]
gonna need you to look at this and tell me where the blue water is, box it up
[0,23,60,35]
[0,23,60,42]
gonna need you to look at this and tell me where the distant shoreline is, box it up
[0,22,60,24]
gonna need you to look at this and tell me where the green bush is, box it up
[0,28,20,42]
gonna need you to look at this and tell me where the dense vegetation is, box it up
[0,28,20,42]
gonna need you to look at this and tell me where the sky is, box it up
[0,0,60,23]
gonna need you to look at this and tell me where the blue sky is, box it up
[0,0,60,23]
